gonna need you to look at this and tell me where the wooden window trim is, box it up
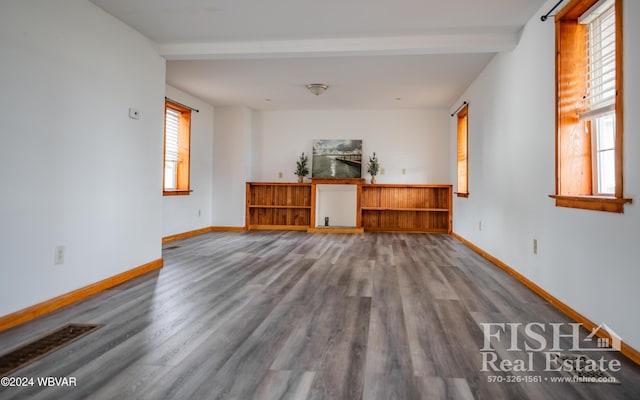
[163,100,192,196]
[552,0,630,212]
[163,189,193,196]
[549,194,631,213]
[456,104,469,198]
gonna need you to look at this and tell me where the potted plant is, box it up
[367,152,380,184]
[295,152,309,183]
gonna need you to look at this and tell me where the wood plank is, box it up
[361,207,449,212]
[397,262,464,378]
[1,232,639,400]
[414,377,475,400]
[249,205,312,209]
[254,370,316,400]
[307,296,371,400]
[363,261,421,399]
[345,260,374,298]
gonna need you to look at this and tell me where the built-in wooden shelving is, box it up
[246,182,452,233]
[245,182,312,230]
[360,184,452,233]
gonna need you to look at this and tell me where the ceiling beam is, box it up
[158,30,520,60]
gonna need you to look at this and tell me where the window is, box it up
[593,113,615,195]
[456,104,469,197]
[163,100,191,195]
[551,0,630,212]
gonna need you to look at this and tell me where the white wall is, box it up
[213,108,449,227]
[0,0,165,316]
[254,109,450,184]
[450,0,640,350]
[212,107,254,227]
[163,85,214,237]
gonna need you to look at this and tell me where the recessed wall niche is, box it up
[315,184,358,228]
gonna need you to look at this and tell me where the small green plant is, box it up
[295,152,309,181]
[367,152,380,177]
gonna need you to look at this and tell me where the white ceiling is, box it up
[90,0,548,110]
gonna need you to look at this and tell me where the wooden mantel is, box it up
[310,178,366,184]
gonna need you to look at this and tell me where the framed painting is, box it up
[312,139,362,178]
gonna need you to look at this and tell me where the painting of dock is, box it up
[312,139,362,178]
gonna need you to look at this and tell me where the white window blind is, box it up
[579,0,615,120]
[164,107,181,190]
[165,108,180,164]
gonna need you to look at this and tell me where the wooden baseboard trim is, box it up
[210,226,246,232]
[163,226,246,244]
[163,227,214,244]
[307,227,364,234]
[363,228,449,233]
[0,258,163,333]
[451,232,640,366]
[248,225,309,231]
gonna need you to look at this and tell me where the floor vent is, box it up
[551,353,620,384]
[0,323,102,376]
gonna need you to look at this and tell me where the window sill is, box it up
[455,192,469,198]
[549,195,632,213]
[163,189,192,197]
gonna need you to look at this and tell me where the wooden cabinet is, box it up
[360,184,452,233]
[245,182,312,230]
[246,182,452,233]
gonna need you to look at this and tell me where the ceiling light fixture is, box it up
[306,83,328,96]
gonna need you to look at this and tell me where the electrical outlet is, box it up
[278,171,283,179]
[198,209,202,217]
[55,245,65,265]
[533,239,538,255]
[402,168,406,175]
[380,168,385,175]
[479,220,482,231]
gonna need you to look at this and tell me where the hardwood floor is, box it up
[1,231,639,399]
